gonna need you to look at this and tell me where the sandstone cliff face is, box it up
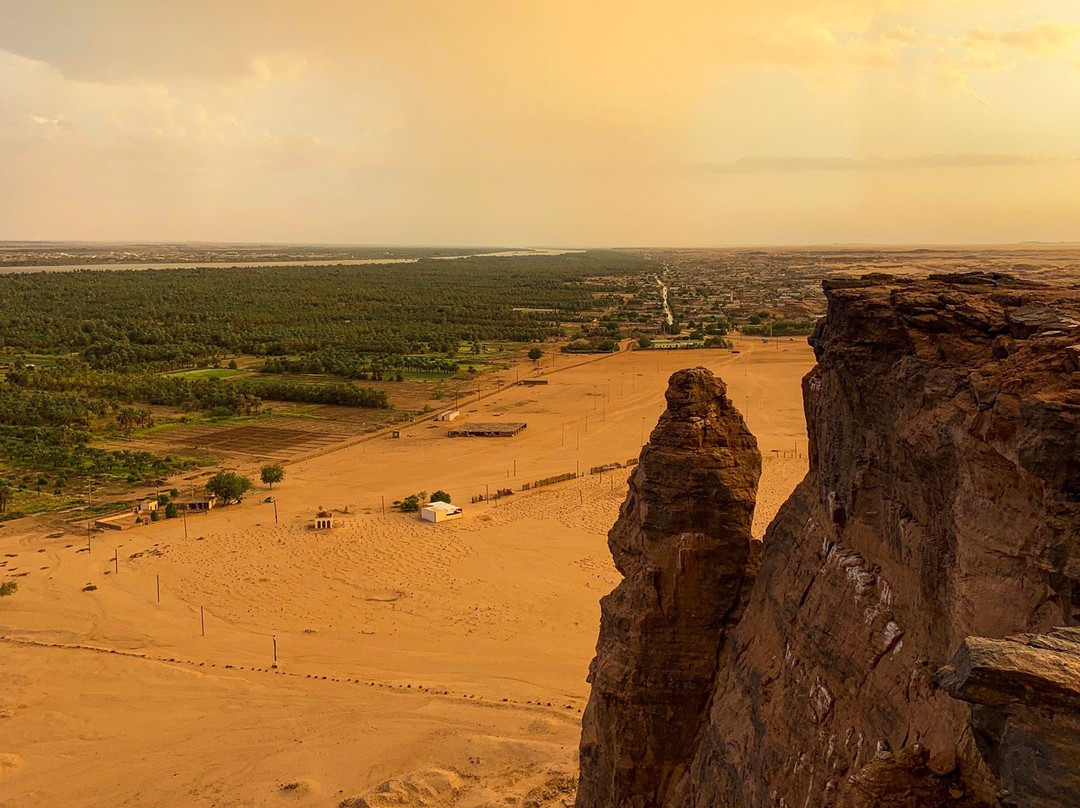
[577,274,1080,808]
[576,368,761,808]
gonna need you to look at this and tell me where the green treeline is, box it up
[261,350,461,380]
[4,368,388,411]
[0,254,642,369]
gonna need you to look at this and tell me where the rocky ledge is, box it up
[576,273,1080,808]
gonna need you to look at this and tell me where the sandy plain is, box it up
[0,336,814,808]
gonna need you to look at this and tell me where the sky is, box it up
[1,0,1079,246]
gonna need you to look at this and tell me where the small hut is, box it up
[312,509,334,530]
[420,501,463,523]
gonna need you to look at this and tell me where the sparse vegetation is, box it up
[0,581,18,597]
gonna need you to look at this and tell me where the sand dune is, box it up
[0,338,814,807]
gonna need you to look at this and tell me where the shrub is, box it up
[0,581,17,597]
[430,490,451,504]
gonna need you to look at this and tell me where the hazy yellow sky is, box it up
[1,1,1079,245]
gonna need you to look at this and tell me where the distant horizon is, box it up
[3,239,1080,251]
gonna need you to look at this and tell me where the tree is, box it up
[0,484,11,513]
[116,407,138,434]
[0,581,17,597]
[399,495,421,513]
[430,490,451,504]
[260,463,285,489]
[205,470,252,504]
[164,502,178,519]
[637,337,653,349]
[528,347,543,362]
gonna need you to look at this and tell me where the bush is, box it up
[430,490,451,504]
[399,495,421,513]
[0,581,17,597]
[165,502,178,519]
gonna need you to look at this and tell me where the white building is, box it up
[420,501,463,523]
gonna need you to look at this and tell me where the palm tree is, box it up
[116,407,138,435]
[0,485,12,514]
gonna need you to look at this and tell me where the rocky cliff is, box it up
[577,273,1080,808]
[576,367,761,808]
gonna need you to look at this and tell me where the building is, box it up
[133,499,158,515]
[435,409,460,422]
[447,422,527,438]
[420,501,463,523]
[312,509,333,530]
[178,496,216,511]
[520,379,548,386]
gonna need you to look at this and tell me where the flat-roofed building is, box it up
[420,501,463,523]
[447,422,526,438]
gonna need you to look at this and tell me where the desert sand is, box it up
[0,336,814,808]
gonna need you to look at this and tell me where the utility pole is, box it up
[273,500,278,524]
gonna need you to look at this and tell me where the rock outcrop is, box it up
[935,628,1080,808]
[577,274,1080,808]
[576,368,761,808]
